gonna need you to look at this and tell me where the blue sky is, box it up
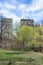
[0,0,43,24]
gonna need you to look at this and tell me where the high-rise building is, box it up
[20,19,34,27]
[0,14,3,38]
[0,17,13,38]
[1,18,13,39]
[41,21,43,26]
[0,16,13,48]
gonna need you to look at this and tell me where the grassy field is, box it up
[0,50,43,65]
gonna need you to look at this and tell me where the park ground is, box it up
[0,50,43,65]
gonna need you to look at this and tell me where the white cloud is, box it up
[4,3,16,10]
[0,0,43,24]
[0,1,19,24]
[0,2,16,10]
[0,8,20,24]
[18,0,43,22]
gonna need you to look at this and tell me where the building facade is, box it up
[20,19,34,27]
[0,18,13,39]
[0,17,13,48]
[41,21,43,26]
[2,18,13,39]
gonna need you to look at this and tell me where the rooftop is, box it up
[21,19,34,21]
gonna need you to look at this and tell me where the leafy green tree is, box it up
[16,25,33,49]
[14,24,43,51]
[32,26,43,52]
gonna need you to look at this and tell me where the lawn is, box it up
[0,50,43,65]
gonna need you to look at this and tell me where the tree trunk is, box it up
[22,41,25,50]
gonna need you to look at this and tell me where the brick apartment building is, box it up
[20,19,34,27]
[2,18,13,39]
[0,17,13,49]
[41,21,43,26]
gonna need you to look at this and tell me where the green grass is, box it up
[0,50,43,65]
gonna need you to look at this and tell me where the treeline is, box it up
[14,25,43,52]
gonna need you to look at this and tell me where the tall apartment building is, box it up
[0,17,13,48]
[0,14,3,38]
[41,21,43,26]
[0,18,13,39]
[20,19,34,27]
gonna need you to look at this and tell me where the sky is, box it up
[0,0,43,24]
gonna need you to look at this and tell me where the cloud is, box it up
[0,0,43,24]
[0,1,19,24]
[18,0,43,22]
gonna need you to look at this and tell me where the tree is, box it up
[16,25,33,49]
[32,26,43,52]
